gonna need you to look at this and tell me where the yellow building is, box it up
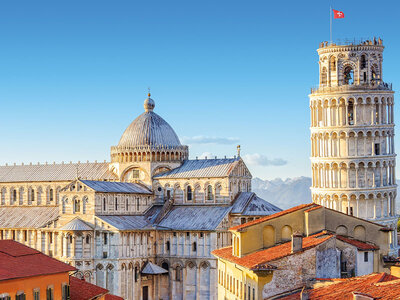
[213,203,393,299]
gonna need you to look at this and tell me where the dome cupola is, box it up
[111,94,188,163]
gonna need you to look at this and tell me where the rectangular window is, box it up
[15,294,26,300]
[375,143,380,155]
[62,284,70,300]
[103,252,108,258]
[33,291,40,300]
[46,288,54,300]
[24,230,27,242]
[364,251,369,262]
[103,233,108,245]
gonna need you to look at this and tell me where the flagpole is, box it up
[330,6,332,44]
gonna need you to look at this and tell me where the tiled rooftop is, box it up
[280,273,400,300]
[0,240,76,281]
[212,232,333,270]
[70,276,108,300]
[336,235,379,251]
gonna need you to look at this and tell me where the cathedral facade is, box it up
[0,95,281,300]
[309,38,398,255]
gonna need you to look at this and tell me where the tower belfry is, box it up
[309,38,398,254]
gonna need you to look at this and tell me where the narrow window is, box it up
[34,290,40,300]
[103,233,108,245]
[31,189,35,202]
[176,266,181,281]
[207,185,213,201]
[16,293,26,300]
[103,198,106,211]
[135,267,139,282]
[74,199,80,213]
[115,197,118,211]
[49,189,54,201]
[186,186,192,201]
[364,251,369,262]
[126,198,129,211]
[24,230,27,242]
[375,143,381,155]
[136,197,140,211]
[348,101,354,125]
[12,230,15,240]
[192,242,197,252]
[166,241,170,251]
[360,55,366,69]
[350,207,354,216]
[62,284,70,300]
[167,190,171,200]
[49,232,53,244]
[46,287,54,300]
[86,235,90,244]
[12,189,17,202]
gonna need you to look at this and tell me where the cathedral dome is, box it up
[111,94,188,164]
[118,95,181,148]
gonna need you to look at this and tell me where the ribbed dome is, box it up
[117,96,182,148]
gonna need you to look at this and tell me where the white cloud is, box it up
[198,152,214,159]
[182,136,239,145]
[243,153,287,166]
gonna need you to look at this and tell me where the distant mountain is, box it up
[253,177,400,213]
[252,176,312,210]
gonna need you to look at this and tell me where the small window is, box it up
[86,235,90,244]
[49,189,54,201]
[207,185,213,201]
[375,143,380,155]
[200,233,204,238]
[166,190,171,200]
[364,251,369,262]
[31,189,35,202]
[135,267,139,282]
[46,287,54,300]
[16,293,26,300]
[103,233,108,245]
[12,189,17,202]
[24,230,27,242]
[192,242,197,252]
[166,241,170,251]
[49,233,53,244]
[33,290,40,300]
[125,198,129,211]
[103,198,106,211]
[115,198,118,211]
[175,266,182,281]
[186,186,192,201]
[136,197,140,211]
[103,252,108,258]
[62,284,70,300]
[74,199,80,213]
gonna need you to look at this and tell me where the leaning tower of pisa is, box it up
[309,38,398,254]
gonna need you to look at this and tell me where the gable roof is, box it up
[230,203,316,232]
[280,273,400,300]
[212,232,333,271]
[59,218,93,231]
[156,205,231,231]
[141,262,168,275]
[154,157,240,179]
[336,235,379,251]
[96,215,155,230]
[0,206,59,229]
[80,180,152,194]
[0,162,116,183]
[0,240,76,281]
[231,192,282,216]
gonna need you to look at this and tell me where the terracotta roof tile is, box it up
[336,235,379,251]
[104,295,124,300]
[279,273,400,300]
[230,203,317,231]
[0,240,76,281]
[70,276,108,300]
[212,232,333,270]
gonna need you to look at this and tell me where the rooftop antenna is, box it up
[237,145,241,157]
[148,87,151,97]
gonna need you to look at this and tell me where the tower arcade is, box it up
[309,39,398,254]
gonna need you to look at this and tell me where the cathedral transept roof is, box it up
[0,206,58,228]
[80,180,152,194]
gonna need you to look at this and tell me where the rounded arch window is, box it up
[186,186,192,201]
[343,66,354,85]
[207,185,213,201]
[123,168,141,181]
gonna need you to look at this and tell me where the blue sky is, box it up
[0,0,398,180]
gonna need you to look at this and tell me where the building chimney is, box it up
[291,232,303,253]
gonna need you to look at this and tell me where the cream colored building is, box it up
[309,38,398,254]
[0,95,281,300]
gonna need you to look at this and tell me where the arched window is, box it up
[49,189,54,201]
[115,197,118,211]
[30,189,35,202]
[161,262,169,273]
[74,199,81,213]
[330,56,336,70]
[192,242,197,252]
[186,186,192,201]
[175,266,182,281]
[360,55,367,69]
[12,189,17,202]
[166,241,170,251]
[343,66,354,85]
[207,185,213,201]
[103,198,106,211]
[134,266,139,282]
[86,235,91,244]
[348,100,354,125]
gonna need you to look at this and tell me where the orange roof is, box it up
[230,203,317,231]
[0,240,76,281]
[280,273,400,300]
[104,295,124,300]
[70,276,108,300]
[212,232,333,270]
[336,235,379,251]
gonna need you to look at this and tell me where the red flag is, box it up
[333,9,345,19]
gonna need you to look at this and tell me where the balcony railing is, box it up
[311,81,392,94]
